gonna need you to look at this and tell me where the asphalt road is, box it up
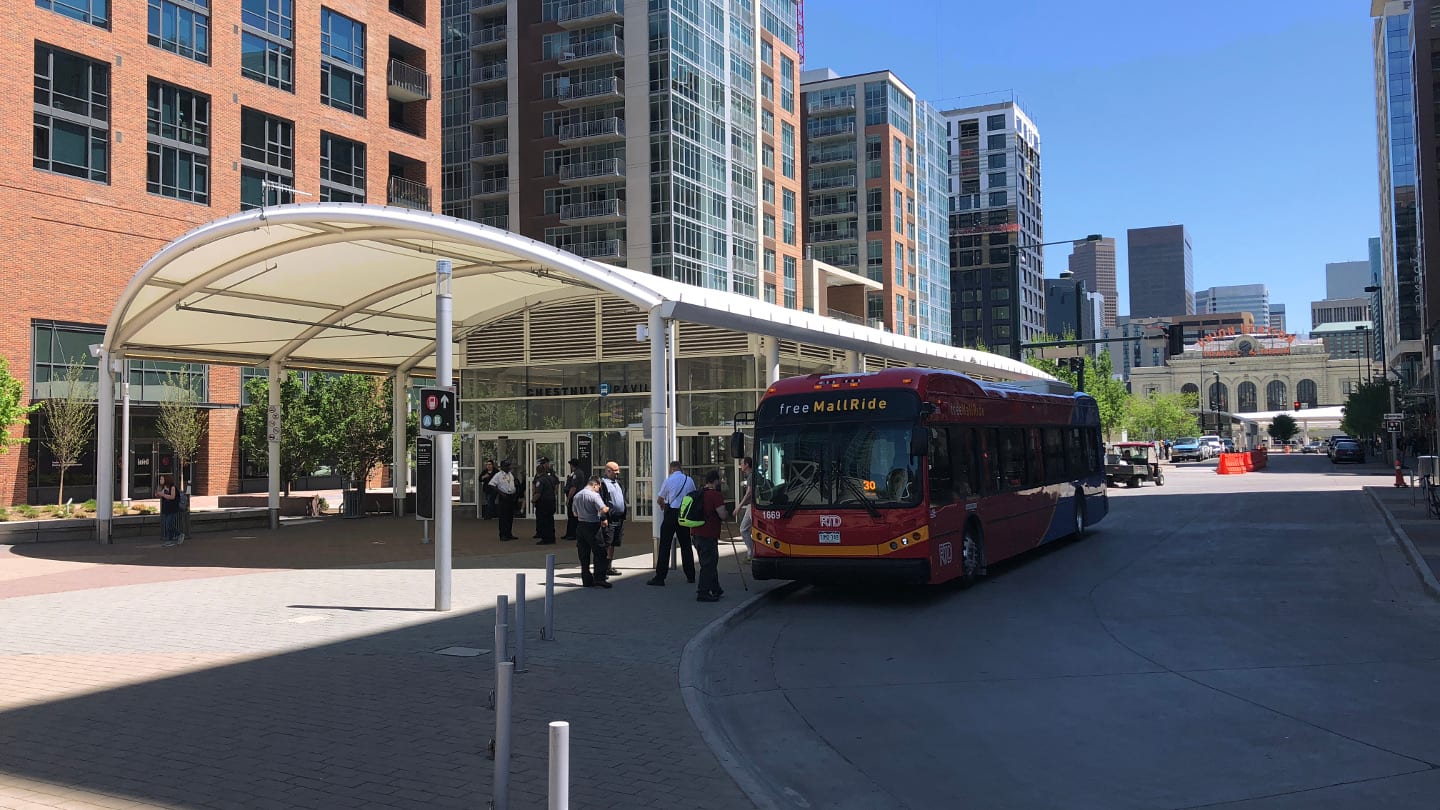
[695,454,1440,810]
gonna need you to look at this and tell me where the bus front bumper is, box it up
[752,556,930,585]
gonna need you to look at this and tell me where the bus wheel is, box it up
[961,526,985,587]
[1073,492,1087,539]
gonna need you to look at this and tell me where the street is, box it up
[694,454,1440,810]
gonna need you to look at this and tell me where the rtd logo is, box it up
[819,515,842,528]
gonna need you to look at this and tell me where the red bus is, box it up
[737,368,1108,585]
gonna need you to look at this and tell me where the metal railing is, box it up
[806,120,856,139]
[559,76,621,102]
[809,229,859,243]
[806,95,856,114]
[470,26,506,48]
[809,201,857,217]
[566,239,625,259]
[557,117,625,141]
[470,63,507,84]
[477,215,508,228]
[558,157,624,182]
[554,0,622,24]
[558,37,623,63]
[809,173,856,190]
[472,100,508,120]
[471,0,504,9]
[473,177,509,196]
[559,199,625,221]
[472,139,508,159]
[387,59,431,100]
[808,148,856,165]
[387,176,431,210]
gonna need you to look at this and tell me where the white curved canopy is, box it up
[105,203,1053,381]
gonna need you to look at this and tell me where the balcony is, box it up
[559,198,626,224]
[808,173,856,191]
[558,76,623,106]
[470,62,507,86]
[554,0,622,29]
[469,26,506,50]
[566,239,626,260]
[558,157,625,184]
[808,148,856,166]
[806,120,856,140]
[470,0,505,11]
[477,215,509,229]
[809,229,859,244]
[827,308,866,326]
[558,37,623,67]
[387,59,431,103]
[471,100,508,123]
[809,201,857,219]
[470,139,508,163]
[557,116,625,145]
[471,177,509,198]
[806,95,856,115]
[387,176,431,211]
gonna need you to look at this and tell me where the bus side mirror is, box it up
[910,427,929,458]
[730,431,746,459]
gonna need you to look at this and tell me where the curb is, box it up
[1364,488,1440,601]
[678,579,803,810]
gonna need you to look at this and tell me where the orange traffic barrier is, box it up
[1240,452,1254,472]
[1251,448,1267,470]
[1216,452,1248,475]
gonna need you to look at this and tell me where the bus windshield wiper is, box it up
[833,463,880,518]
[782,467,822,518]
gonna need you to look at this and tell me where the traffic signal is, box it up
[1293,401,1301,411]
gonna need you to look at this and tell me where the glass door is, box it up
[628,436,653,523]
[131,441,155,499]
[531,434,568,524]
[675,430,739,505]
[458,432,478,507]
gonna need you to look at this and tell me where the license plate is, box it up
[818,531,841,544]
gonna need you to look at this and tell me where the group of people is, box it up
[485,454,757,602]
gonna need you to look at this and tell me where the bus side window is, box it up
[929,428,955,506]
[1066,428,1086,479]
[999,428,1026,489]
[951,428,975,499]
[1043,428,1066,484]
[1082,429,1099,472]
[1025,428,1045,488]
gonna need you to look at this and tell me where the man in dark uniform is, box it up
[599,460,626,576]
[533,458,560,545]
[561,459,586,541]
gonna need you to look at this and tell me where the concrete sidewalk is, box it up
[1367,482,1440,601]
[0,514,773,809]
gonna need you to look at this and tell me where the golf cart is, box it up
[1106,442,1165,488]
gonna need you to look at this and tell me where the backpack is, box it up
[678,488,706,528]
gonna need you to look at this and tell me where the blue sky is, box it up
[805,0,1377,332]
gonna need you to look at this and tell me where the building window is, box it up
[760,38,772,65]
[866,187,883,232]
[760,73,773,101]
[988,190,1007,207]
[762,179,774,204]
[988,153,1005,169]
[1265,379,1287,411]
[33,44,110,183]
[988,172,1007,188]
[779,55,795,112]
[782,190,796,245]
[987,113,1005,131]
[148,0,210,62]
[867,239,883,276]
[781,123,795,179]
[146,80,210,204]
[320,132,366,201]
[320,8,366,116]
[241,0,294,91]
[987,133,1005,150]
[37,0,108,27]
[240,107,294,208]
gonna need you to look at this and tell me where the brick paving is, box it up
[0,514,773,809]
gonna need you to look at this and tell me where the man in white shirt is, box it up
[490,459,518,541]
[648,460,697,586]
[599,461,627,576]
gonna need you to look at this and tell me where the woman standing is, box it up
[158,474,182,547]
[479,459,498,519]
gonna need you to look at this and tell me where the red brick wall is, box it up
[0,1,441,505]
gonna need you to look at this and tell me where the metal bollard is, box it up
[543,553,556,641]
[493,661,513,810]
[514,573,527,672]
[495,594,509,666]
[548,721,570,810]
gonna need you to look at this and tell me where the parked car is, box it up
[1199,435,1223,458]
[1302,440,1323,454]
[1331,439,1365,464]
[1326,436,1355,459]
[1172,437,1205,462]
[1221,438,1236,453]
[1106,442,1166,487]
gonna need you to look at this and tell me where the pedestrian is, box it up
[737,456,755,557]
[491,459,519,541]
[648,460,697,586]
[479,459,498,519]
[561,459,585,541]
[158,474,183,547]
[691,470,729,602]
[599,460,627,576]
[571,476,611,588]
[533,458,560,545]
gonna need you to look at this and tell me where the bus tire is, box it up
[1073,491,1087,539]
[961,522,985,587]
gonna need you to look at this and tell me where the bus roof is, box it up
[763,368,1092,408]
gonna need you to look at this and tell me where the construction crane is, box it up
[796,0,804,65]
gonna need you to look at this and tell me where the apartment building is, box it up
[944,101,1043,357]
[797,68,951,341]
[2,0,441,505]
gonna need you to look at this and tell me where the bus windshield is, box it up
[755,420,922,510]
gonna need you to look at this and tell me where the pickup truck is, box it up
[1172,437,1205,462]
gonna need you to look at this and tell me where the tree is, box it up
[42,363,96,508]
[1269,414,1299,444]
[240,371,319,495]
[1340,380,1389,438]
[0,356,37,455]
[1127,392,1200,441]
[1026,348,1131,441]
[308,374,395,495]
[155,371,207,490]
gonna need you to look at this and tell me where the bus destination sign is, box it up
[758,391,918,421]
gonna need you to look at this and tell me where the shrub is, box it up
[16,504,39,519]
[317,496,330,512]
[0,509,10,521]
[82,498,97,512]
[135,504,157,515]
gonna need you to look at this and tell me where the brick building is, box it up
[3,0,440,505]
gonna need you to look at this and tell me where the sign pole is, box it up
[435,260,454,611]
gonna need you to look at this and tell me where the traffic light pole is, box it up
[434,260,453,611]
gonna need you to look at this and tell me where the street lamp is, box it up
[1004,233,1103,358]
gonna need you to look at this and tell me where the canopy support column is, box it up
[764,337,781,385]
[95,347,115,544]
[392,371,408,517]
[119,355,131,508]
[649,308,669,556]
[267,359,282,530]
[434,260,454,612]
[844,350,862,374]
